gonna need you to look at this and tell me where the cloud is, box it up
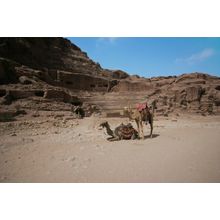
[107,37,118,43]
[176,48,215,65]
[96,37,118,45]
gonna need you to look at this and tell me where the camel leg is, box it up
[139,120,144,140]
[131,133,137,140]
[149,114,153,138]
[131,133,135,140]
[135,120,141,139]
[107,136,120,141]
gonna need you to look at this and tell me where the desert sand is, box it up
[0,113,220,183]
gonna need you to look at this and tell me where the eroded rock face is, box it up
[0,58,19,84]
[44,89,80,104]
[112,80,153,92]
[0,38,121,92]
[147,73,220,115]
[0,38,82,71]
[185,86,203,102]
[19,76,36,84]
[106,73,220,115]
[0,37,220,117]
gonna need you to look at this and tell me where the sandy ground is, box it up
[0,113,220,183]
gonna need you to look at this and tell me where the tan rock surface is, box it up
[1,38,220,116]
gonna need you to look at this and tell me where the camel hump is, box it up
[116,123,138,139]
[136,103,148,111]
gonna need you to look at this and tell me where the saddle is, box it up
[116,123,138,140]
[136,103,150,125]
[136,103,148,112]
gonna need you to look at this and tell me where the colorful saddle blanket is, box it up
[136,103,148,111]
[116,123,138,139]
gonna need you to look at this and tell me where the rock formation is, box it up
[0,37,220,120]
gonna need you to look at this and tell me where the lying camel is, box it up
[99,121,139,141]
[124,100,156,139]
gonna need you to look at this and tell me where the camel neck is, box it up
[104,124,114,137]
[126,109,134,120]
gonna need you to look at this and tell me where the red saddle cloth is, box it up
[136,103,148,111]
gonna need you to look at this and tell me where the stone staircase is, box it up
[80,92,151,117]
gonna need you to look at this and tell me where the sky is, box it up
[68,37,220,77]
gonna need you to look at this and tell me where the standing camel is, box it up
[124,100,156,139]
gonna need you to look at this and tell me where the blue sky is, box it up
[68,37,220,77]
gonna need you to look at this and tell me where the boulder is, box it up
[19,76,35,84]
[44,89,81,104]
[0,108,26,122]
[111,70,129,79]
[0,110,17,121]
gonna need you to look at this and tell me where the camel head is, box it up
[99,121,115,137]
[149,99,158,113]
[123,107,129,116]
[123,106,132,114]
[99,121,109,128]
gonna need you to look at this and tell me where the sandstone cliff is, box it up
[0,37,220,120]
[0,37,128,91]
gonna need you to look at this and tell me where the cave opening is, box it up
[66,81,73,85]
[35,91,45,97]
[0,89,6,97]
[71,101,83,106]
[215,85,220,91]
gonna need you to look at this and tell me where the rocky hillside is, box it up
[0,37,220,120]
[0,38,128,87]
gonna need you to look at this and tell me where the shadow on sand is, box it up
[144,134,160,139]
